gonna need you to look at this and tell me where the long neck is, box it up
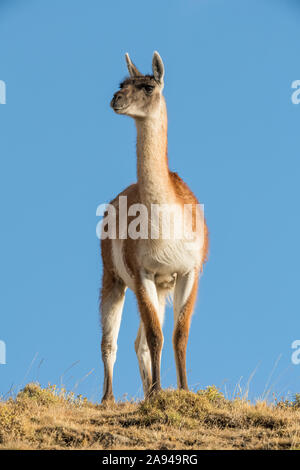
[135,99,174,205]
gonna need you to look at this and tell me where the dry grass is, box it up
[0,383,300,450]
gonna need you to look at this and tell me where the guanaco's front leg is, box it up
[135,270,164,396]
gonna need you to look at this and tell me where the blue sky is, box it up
[0,0,300,402]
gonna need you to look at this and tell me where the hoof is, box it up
[101,393,115,405]
[146,385,161,399]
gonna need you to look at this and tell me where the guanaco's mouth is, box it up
[112,105,129,114]
[110,95,129,113]
[110,101,128,113]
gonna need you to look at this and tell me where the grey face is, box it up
[110,52,165,119]
[111,75,161,118]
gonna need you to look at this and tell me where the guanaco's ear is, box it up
[152,51,164,84]
[125,53,142,77]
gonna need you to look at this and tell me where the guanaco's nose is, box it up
[111,91,123,108]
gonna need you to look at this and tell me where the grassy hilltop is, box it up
[0,383,300,450]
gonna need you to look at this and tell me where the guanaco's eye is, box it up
[143,85,154,94]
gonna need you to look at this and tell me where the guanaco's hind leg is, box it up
[135,290,166,397]
[173,269,199,390]
[135,323,152,396]
[100,269,126,403]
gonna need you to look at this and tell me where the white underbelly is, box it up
[139,238,202,276]
[112,237,203,291]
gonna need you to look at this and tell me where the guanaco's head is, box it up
[110,51,165,119]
